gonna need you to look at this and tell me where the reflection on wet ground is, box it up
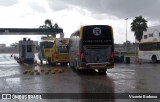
[0,54,160,102]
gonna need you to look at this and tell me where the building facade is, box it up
[0,44,6,48]
[142,25,160,42]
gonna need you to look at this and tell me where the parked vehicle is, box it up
[69,25,114,73]
[38,37,69,65]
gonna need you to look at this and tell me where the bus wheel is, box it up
[98,69,106,75]
[152,55,157,63]
[52,63,56,66]
[75,61,81,73]
[48,58,51,65]
[69,62,74,68]
[61,63,68,66]
[40,60,43,64]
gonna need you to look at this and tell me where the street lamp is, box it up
[125,18,128,52]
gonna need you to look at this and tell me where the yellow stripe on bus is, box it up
[80,27,83,40]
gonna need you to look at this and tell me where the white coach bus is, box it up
[138,25,160,63]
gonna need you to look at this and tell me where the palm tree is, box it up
[131,16,148,42]
[45,19,53,29]
[130,16,148,63]
[39,19,61,37]
[54,23,59,29]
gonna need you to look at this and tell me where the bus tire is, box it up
[61,63,68,66]
[48,58,51,65]
[52,63,56,66]
[76,69,81,73]
[75,61,81,73]
[69,61,74,68]
[152,55,157,63]
[40,60,43,64]
[98,69,106,75]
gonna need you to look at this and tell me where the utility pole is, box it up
[125,18,128,52]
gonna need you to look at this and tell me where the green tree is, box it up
[44,19,59,29]
[54,23,59,29]
[39,19,60,37]
[131,16,148,63]
[45,19,53,29]
[131,16,148,42]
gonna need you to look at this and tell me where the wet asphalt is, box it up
[0,54,160,102]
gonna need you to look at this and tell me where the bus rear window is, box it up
[27,45,32,52]
[82,25,113,45]
[56,46,69,53]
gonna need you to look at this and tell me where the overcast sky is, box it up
[0,0,160,46]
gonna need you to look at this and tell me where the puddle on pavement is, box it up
[0,70,20,77]
[6,77,21,84]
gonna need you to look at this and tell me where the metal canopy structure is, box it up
[0,28,64,37]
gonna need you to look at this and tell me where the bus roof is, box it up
[82,25,112,28]
[71,25,113,37]
[41,37,55,40]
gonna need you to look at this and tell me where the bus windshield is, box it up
[40,41,54,48]
[82,25,113,45]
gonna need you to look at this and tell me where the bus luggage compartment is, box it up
[83,46,113,68]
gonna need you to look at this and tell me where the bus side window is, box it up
[153,43,157,50]
[158,42,160,50]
